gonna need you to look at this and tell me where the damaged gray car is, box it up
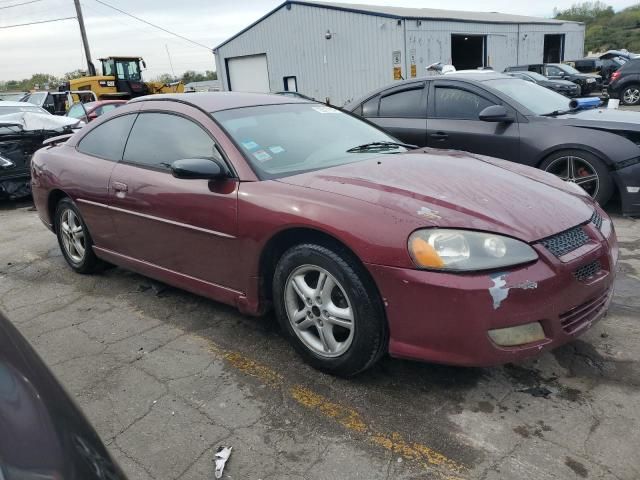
[0,102,81,200]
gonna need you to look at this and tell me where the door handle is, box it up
[112,181,128,193]
[430,132,449,140]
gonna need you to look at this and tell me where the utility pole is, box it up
[74,0,96,75]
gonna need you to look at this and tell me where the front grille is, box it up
[541,226,590,257]
[559,288,610,334]
[574,260,602,282]
[590,210,603,231]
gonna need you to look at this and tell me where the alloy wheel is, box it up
[623,87,640,105]
[544,155,600,198]
[284,265,355,358]
[60,209,86,263]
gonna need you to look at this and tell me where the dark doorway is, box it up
[451,35,486,70]
[543,34,565,63]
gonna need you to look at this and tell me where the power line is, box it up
[0,16,75,29]
[92,0,212,51]
[0,0,43,9]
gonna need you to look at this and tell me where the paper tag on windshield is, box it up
[312,106,338,114]
[269,145,285,154]
[253,150,272,162]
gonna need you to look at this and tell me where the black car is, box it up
[505,63,602,94]
[505,71,579,97]
[0,311,128,479]
[608,58,640,106]
[346,74,640,216]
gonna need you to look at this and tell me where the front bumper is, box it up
[612,160,640,217]
[366,214,618,366]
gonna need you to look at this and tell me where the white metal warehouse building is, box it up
[213,1,585,106]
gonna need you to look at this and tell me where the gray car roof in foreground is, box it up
[130,92,312,112]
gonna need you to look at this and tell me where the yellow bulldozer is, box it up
[61,56,184,100]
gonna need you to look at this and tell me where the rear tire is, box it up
[273,243,387,377]
[621,84,640,105]
[540,150,614,206]
[55,198,104,274]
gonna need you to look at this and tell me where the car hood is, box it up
[277,149,593,242]
[542,79,577,87]
[553,107,640,131]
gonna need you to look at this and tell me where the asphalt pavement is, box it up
[0,201,638,480]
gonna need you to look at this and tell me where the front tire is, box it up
[55,198,104,274]
[540,150,614,206]
[273,243,387,376]
[621,84,640,105]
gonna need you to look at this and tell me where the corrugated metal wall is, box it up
[215,4,585,106]
[215,3,406,106]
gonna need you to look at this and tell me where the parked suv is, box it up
[568,57,622,83]
[608,58,640,105]
[505,63,602,94]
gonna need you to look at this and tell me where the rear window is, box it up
[620,59,640,73]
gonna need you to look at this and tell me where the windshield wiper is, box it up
[346,141,416,153]
[540,109,573,117]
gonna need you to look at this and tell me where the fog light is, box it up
[488,322,545,347]
[627,186,639,193]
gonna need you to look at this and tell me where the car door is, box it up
[362,82,428,146]
[426,80,520,161]
[73,112,139,252]
[108,104,241,290]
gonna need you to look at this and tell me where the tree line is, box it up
[555,1,640,54]
[0,70,217,92]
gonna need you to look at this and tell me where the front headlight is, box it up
[408,229,538,271]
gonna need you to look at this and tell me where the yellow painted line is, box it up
[208,343,467,479]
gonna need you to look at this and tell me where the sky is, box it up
[0,0,638,81]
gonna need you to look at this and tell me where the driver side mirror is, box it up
[479,105,514,123]
[170,158,228,180]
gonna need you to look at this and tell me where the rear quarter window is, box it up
[77,114,137,161]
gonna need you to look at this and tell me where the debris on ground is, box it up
[214,446,232,479]
[519,386,553,398]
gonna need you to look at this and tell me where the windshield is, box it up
[0,104,48,115]
[485,79,571,115]
[557,64,580,74]
[212,103,406,179]
[115,60,141,81]
[524,71,547,81]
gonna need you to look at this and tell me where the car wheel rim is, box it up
[284,265,355,358]
[60,209,86,264]
[544,155,600,198]
[623,88,640,104]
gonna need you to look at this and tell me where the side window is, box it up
[546,66,561,76]
[433,87,493,120]
[78,114,137,161]
[362,96,379,118]
[123,112,220,170]
[67,104,85,119]
[97,104,120,117]
[379,87,424,118]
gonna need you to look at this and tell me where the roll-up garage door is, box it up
[227,54,270,92]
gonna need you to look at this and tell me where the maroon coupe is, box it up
[31,93,618,376]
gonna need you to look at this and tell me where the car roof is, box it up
[0,101,40,107]
[129,92,313,112]
[443,72,510,81]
